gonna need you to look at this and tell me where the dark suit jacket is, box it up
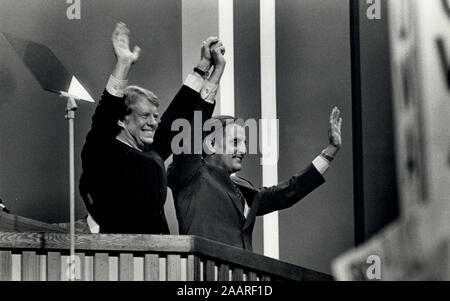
[167,96,326,250]
[79,85,204,234]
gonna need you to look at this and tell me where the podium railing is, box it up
[0,213,332,281]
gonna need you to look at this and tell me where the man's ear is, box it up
[117,119,126,129]
[204,135,216,155]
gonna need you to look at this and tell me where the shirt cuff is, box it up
[184,73,204,93]
[184,72,218,104]
[86,214,100,234]
[106,74,128,97]
[312,155,330,175]
[200,80,218,104]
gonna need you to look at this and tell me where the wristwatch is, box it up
[194,67,209,79]
[320,150,334,162]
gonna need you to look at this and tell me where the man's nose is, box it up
[147,116,158,129]
[237,143,247,155]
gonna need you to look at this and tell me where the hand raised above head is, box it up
[207,44,226,85]
[322,107,342,160]
[112,22,141,65]
[210,43,226,69]
[196,36,219,73]
[201,37,219,62]
[328,106,342,149]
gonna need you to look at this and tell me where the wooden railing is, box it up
[0,231,332,281]
[0,211,70,233]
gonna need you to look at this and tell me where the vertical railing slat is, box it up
[0,251,12,281]
[232,267,244,281]
[144,254,159,281]
[119,253,134,281]
[85,256,94,281]
[159,257,166,281]
[11,254,21,281]
[94,253,109,281]
[248,271,258,281]
[39,255,46,281]
[218,263,230,281]
[134,257,144,281]
[109,256,118,281]
[204,260,215,281]
[261,275,271,281]
[22,251,39,281]
[167,255,181,281]
[47,252,61,281]
[187,255,200,281]
[75,252,85,281]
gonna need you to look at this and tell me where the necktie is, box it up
[232,182,246,216]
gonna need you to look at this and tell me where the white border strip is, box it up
[260,0,279,259]
[218,0,235,116]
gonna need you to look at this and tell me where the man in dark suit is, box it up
[79,23,226,234]
[168,98,342,250]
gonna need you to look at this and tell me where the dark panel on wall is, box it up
[0,0,182,224]
[233,0,263,255]
[358,0,399,239]
[350,0,366,246]
[276,0,354,274]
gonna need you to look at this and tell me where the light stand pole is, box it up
[63,94,78,281]
[1,32,95,281]
[0,32,95,281]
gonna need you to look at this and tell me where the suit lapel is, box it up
[225,190,246,222]
[230,175,261,229]
[243,204,259,230]
[205,162,247,222]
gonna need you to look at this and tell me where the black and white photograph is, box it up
[0,0,449,288]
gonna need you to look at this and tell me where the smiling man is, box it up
[79,23,225,234]
[115,85,160,151]
[168,109,342,250]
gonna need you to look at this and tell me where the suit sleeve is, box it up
[168,94,215,191]
[153,85,206,161]
[256,164,326,216]
[79,90,124,204]
[83,90,124,146]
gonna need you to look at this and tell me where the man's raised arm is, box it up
[80,23,140,213]
[85,22,140,142]
[256,107,343,215]
[168,43,227,190]
[152,37,225,161]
